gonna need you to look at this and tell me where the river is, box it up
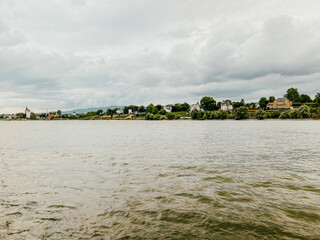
[0,120,319,239]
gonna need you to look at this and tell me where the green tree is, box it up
[138,105,145,112]
[314,93,320,103]
[123,106,128,114]
[234,106,249,120]
[299,94,312,103]
[268,96,275,103]
[146,104,155,113]
[216,102,221,110]
[57,110,62,116]
[96,109,103,115]
[180,102,190,111]
[255,109,267,120]
[233,101,244,109]
[200,96,216,111]
[259,97,268,110]
[30,112,37,120]
[106,108,115,116]
[152,108,158,115]
[172,104,181,112]
[131,105,139,112]
[284,88,300,102]
[156,104,162,111]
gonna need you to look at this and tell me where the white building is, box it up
[164,106,172,113]
[221,100,233,111]
[25,106,31,119]
[116,109,124,114]
[190,102,201,112]
[128,109,133,114]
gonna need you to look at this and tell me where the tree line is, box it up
[1,88,319,120]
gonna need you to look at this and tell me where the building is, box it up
[190,102,201,112]
[25,106,31,119]
[164,106,172,113]
[221,100,233,111]
[128,109,133,114]
[116,109,124,114]
[267,98,293,110]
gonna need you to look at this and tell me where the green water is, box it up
[0,121,319,239]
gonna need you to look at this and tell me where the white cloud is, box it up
[0,0,320,113]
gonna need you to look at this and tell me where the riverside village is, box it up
[1,88,320,121]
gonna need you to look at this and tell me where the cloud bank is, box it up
[0,0,320,112]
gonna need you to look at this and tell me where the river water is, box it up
[0,120,319,239]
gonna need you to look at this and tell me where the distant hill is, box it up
[62,106,123,114]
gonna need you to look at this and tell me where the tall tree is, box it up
[268,96,275,103]
[180,102,190,111]
[138,105,145,112]
[96,109,103,115]
[200,96,216,111]
[155,104,162,111]
[259,97,268,110]
[315,93,320,103]
[146,104,156,113]
[284,88,300,102]
[299,94,312,103]
[232,102,243,109]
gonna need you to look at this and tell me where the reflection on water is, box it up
[0,120,319,239]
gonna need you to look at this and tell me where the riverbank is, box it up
[1,118,319,121]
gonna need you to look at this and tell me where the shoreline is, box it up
[1,118,319,121]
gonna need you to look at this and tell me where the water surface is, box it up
[0,121,319,239]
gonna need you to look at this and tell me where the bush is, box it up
[145,113,155,120]
[206,111,215,119]
[289,109,299,119]
[214,110,228,119]
[304,102,318,108]
[234,106,249,120]
[159,109,166,115]
[255,109,267,120]
[154,114,161,120]
[269,111,281,119]
[197,111,206,120]
[166,112,176,120]
[191,110,199,120]
[297,105,311,118]
[227,113,234,119]
[292,102,302,107]
[279,110,290,119]
[311,108,320,118]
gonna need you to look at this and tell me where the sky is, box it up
[0,0,320,113]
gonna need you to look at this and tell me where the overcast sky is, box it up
[1,0,320,113]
